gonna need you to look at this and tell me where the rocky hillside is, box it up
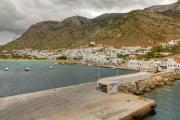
[3,16,99,50]
[146,0,180,19]
[2,1,180,50]
[88,10,180,47]
[3,14,125,50]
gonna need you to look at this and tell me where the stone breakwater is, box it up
[119,72,180,95]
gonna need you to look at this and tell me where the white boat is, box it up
[49,66,54,69]
[4,67,9,71]
[24,67,31,71]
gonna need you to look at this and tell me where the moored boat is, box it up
[24,67,31,71]
[49,65,53,69]
[4,67,9,71]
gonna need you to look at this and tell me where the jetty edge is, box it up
[0,82,155,120]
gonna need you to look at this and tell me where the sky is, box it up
[0,0,178,45]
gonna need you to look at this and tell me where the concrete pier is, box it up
[0,82,155,120]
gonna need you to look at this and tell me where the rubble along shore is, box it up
[119,71,180,95]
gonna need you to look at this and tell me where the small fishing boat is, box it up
[49,66,54,69]
[4,67,9,71]
[24,67,31,71]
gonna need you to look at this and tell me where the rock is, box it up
[165,82,173,86]
[144,87,151,92]
[119,86,129,93]
[152,79,159,87]
[153,75,163,81]
[148,80,156,89]
[137,82,146,92]
[126,82,138,93]
[159,81,165,86]
[134,91,144,95]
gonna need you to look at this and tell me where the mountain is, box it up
[92,13,126,27]
[3,16,98,50]
[145,1,180,19]
[89,10,180,47]
[2,14,125,50]
[2,1,180,50]
[145,1,180,12]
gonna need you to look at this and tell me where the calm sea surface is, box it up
[144,80,180,120]
[0,60,135,97]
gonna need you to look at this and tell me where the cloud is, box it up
[0,0,178,45]
[0,31,19,45]
[0,0,23,33]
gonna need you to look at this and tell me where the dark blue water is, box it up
[0,60,135,97]
[144,80,180,120]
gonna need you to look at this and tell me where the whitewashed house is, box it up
[162,39,180,48]
[127,60,155,70]
[168,40,178,46]
[163,58,180,71]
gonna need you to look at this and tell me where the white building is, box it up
[127,60,155,70]
[163,58,180,71]
[161,39,180,48]
[127,58,180,72]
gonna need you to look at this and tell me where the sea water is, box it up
[0,60,135,97]
[144,80,180,120]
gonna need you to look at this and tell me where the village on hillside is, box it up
[0,39,180,72]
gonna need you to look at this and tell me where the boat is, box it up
[52,63,58,65]
[4,67,9,71]
[24,67,31,71]
[49,66,54,69]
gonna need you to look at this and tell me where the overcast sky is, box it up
[0,0,178,45]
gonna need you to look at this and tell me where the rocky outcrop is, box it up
[119,72,180,95]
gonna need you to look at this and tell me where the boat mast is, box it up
[97,61,101,80]
[117,68,119,76]
[98,64,100,79]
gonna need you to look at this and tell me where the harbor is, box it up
[0,82,155,120]
[0,61,180,120]
[0,0,180,119]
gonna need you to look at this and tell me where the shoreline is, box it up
[0,59,140,71]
